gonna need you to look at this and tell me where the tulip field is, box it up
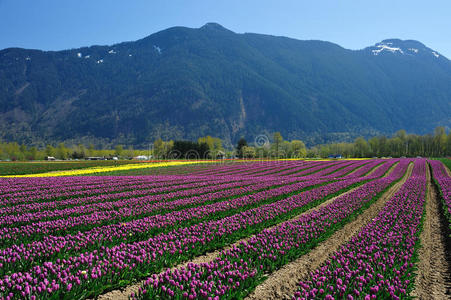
[0,158,450,299]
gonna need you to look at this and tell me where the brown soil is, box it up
[411,163,451,299]
[245,162,413,300]
[96,166,398,300]
[443,162,451,177]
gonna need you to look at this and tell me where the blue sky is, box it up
[1,0,450,58]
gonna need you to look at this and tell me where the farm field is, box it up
[0,159,450,299]
[0,160,145,176]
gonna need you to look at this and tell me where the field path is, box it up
[411,162,451,299]
[444,161,451,177]
[96,161,399,300]
[245,162,413,300]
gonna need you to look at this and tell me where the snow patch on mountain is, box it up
[372,43,404,55]
[153,45,162,54]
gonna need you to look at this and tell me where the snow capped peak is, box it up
[368,39,445,59]
[108,49,116,54]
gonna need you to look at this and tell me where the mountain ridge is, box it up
[0,23,450,147]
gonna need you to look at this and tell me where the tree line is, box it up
[234,128,451,159]
[0,143,148,161]
[1,128,450,161]
[308,127,451,158]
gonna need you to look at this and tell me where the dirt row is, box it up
[245,162,413,299]
[411,163,451,299]
[444,161,451,177]
[96,161,394,299]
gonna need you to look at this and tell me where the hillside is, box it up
[1,23,450,147]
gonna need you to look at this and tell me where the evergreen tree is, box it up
[236,138,248,158]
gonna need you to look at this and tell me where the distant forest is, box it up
[0,127,450,161]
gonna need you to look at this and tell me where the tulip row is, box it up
[0,176,366,279]
[315,161,362,177]
[293,159,426,299]
[0,179,368,298]
[0,176,310,246]
[347,160,385,178]
[0,175,245,205]
[130,160,411,300]
[244,161,324,176]
[0,162,386,277]
[0,177,248,217]
[0,160,355,205]
[0,176,283,226]
[0,175,159,199]
[191,160,307,176]
[300,159,395,182]
[1,175,287,215]
[279,161,344,177]
[1,161,393,247]
[0,161,399,299]
[428,159,451,229]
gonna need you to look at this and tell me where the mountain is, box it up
[1,23,450,147]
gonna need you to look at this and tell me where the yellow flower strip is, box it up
[0,161,216,178]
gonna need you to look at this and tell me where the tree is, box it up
[434,126,447,157]
[172,140,208,159]
[394,130,408,156]
[87,144,95,157]
[56,143,69,160]
[153,139,164,159]
[45,144,55,157]
[368,137,380,157]
[354,137,369,158]
[71,144,86,159]
[447,132,451,156]
[236,138,247,158]
[290,140,307,158]
[114,145,124,157]
[273,132,283,157]
[241,146,256,158]
[388,137,402,157]
[126,146,134,158]
[198,136,223,158]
